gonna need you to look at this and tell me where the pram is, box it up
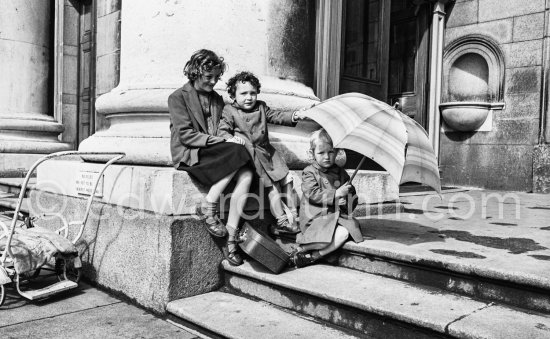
[0,151,125,306]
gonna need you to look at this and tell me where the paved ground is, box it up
[0,280,198,339]
[355,189,550,288]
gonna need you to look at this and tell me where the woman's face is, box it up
[312,141,336,168]
[233,81,258,110]
[194,69,222,92]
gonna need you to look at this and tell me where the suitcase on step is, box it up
[238,222,290,274]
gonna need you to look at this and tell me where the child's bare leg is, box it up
[269,183,300,233]
[318,226,349,257]
[292,227,349,268]
[281,180,299,226]
[297,242,325,252]
[281,180,299,212]
[267,184,285,219]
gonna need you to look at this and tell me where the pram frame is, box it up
[0,151,125,306]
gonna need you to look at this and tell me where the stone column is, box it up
[0,0,71,175]
[79,0,319,167]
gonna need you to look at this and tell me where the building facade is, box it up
[1,0,549,193]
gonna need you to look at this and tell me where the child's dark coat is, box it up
[297,163,363,245]
[218,101,295,187]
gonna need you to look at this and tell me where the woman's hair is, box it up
[226,71,261,98]
[183,49,227,82]
[309,129,333,152]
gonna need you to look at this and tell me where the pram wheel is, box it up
[55,258,81,283]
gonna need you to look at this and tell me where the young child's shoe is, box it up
[196,201,227,238]
[271,218,300,235]
[291,251,318,268]
[223,239,243,266]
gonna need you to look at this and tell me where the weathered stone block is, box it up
[473,118,539,145]
[62,55,78,95]
[445,19,513,45]
[503,40,542,68]
[439,143,533,191]
[503,92,540,118]
[27,190,223,313]
[513,12,545,42]
[479,0,545,22]
[533,144,550,193]
[61,103,78,145]
[63,4,79,46]
[446,0,478,28]
[96,12,120,57]
[441,118,539,146]
[97,0,121,17]
[96,53,120,96]
[505,66,541,94]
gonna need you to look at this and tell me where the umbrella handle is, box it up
[349,156,367,183]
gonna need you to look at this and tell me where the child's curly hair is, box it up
[183,49,227,82]
[226,71,262,99]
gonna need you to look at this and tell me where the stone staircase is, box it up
[166,191,550,339]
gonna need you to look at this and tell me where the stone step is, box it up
[167,291,362,339]
[223,261,550,338]
[272,236,550,314]
[0,177,35,198]
[273,217,550,314]
[338,239,550,314]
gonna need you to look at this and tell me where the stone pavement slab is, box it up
[0,282,120,327]
[1,303,195,339]
[0,282,197,339]
[354,189,550,289]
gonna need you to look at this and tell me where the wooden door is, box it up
[339,0,391,101]
[78,0,95,145]
[339,0,430,129]
[387,0,430,128]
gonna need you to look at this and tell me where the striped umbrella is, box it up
[302,92,441,193]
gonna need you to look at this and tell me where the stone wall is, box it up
[440,0,545,191]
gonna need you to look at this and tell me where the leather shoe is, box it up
[223,239,243,266]
[196,203,227,238]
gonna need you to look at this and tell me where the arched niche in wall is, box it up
[440,35,505,132]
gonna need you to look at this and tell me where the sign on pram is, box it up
[75,170,104,197]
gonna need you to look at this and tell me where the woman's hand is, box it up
[226,136,245,145]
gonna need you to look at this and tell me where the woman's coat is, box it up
[168,82,225,168]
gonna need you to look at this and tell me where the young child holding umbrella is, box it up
[292,129,363,268]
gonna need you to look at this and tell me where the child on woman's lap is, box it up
[292,129,363,268]
[218,71,304,235]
